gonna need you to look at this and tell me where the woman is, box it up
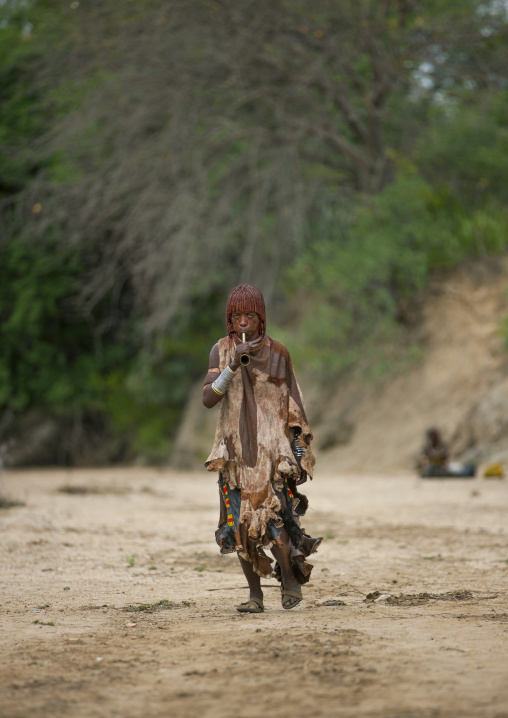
[203,284,321,612]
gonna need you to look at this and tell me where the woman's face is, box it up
[231,311,261,341]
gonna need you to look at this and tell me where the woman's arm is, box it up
[203,344,223,408]
[203,340,250,408]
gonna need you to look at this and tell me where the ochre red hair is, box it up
[226,284,266,336]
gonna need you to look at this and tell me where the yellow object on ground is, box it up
[483,463,505,479]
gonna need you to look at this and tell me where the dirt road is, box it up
[1,467,507,717]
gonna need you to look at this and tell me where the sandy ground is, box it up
[0,466,507,718]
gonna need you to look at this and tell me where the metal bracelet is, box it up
[211,366,236,395]
[291,429,307,459]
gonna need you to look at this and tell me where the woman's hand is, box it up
[231,340,251,370]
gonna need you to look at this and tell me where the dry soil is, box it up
[1,467,507,718]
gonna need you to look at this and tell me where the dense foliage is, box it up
[285,92,508,375]
[1,0,507,462]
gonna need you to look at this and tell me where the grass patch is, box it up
[0,496,25,509]
[58,485,99,495]
[194,551,212,559]
[122,599,194,613]
[386,590,474,606]
[57,485,127,495]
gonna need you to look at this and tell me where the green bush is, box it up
[284,165,508,379]
[0,239,97,411]
[0,234,223,461]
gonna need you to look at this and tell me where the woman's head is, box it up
[226,284,266,337]
[426,427,442,446]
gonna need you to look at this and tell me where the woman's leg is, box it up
[237,554,263,602]
[270,528,302,608]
